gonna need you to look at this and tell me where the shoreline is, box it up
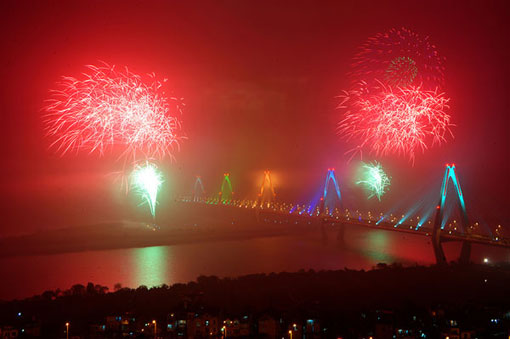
[0,203,317,257]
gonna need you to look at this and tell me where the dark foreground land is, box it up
[1,264,510,338]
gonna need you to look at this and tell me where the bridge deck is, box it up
[179,198,510,249]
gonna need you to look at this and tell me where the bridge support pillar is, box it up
[255,208,261,223]
[432,228,447,265]
[432,227,472,265]
[320,218,328,243]
[459,241,471,265]
[336,223,345,243]
[432,240,472,265]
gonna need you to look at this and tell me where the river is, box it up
[1,227,508,300]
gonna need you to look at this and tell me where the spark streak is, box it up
[132,162,164,218]
[44,63,184,163]
[357,161,391,201]
[351,27,445,90]
[338,83,451,162]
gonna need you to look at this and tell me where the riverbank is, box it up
[0,203,314,257]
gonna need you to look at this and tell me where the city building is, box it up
[258,315,278,338]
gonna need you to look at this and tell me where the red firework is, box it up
[350,27,445,90]
[44,63,184,162]
[338,82,451,162]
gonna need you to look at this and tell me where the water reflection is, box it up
[0,231,508,300]
[361,230,395,262]
[133,246,170,287]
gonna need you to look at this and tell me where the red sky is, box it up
[0,1,509,236]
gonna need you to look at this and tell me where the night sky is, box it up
[1,1,508,236]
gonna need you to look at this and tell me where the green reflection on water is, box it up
[134,246,169,288]
[361,230,394,263]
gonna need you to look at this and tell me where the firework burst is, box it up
[384,56,418,88]
[356,161,390,201]
[132,162,163,218]
[338,82,451,162]
[351,27,445,90]
[44,63,184,162]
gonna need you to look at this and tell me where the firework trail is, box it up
[338,82,451,162]
[132,162,163,218]
[356,161,391,201]
[44,63,185,163]
[350,27,445,90]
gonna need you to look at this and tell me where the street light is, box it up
[65,322,69,339]
[152,320,157,339]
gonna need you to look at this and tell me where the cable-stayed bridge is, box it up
[182,165,509,265]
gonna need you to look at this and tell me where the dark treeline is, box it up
[1,263,510,337]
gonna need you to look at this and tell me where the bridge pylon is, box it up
[319,168,345,242]
[218,173,234,202]
[256,170,276,208]
[192,176,206,202]
[432,164,471,265]
[319,168,343,215]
